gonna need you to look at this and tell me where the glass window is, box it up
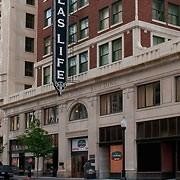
[79,0,89,8]
[44,106,59,125]
[10,115,20,131]
[26,13,35,29]
[44,36,52,55]
[99,43,109,66]
[24,84,32,90]
[25,37,34,52]
[26,0,35,5]
[79,17,89,39]
[43,66,50,85]
[112,1,122,25]
[70,103,88,121]
[68,56,77,76]
[112,38,122,62]
[69,0,78,13]
[137,81,160,108]
[69,24,77,44]
[152,0,164,21]
[99,7,109,30]
[168,3,180,26]
[153,35,165,45]
[44,8,52,27]
[79,51,88,73]
[176,76,180,102]
[100,91,123,115]
[25,61,34,77]
[25,111,35,129]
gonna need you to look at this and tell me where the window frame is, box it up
[26,0,35,5]
[44,8,52,28]
[111,0,122,25]
[99,7,110,31]
[25,111,35,129]
[79,17,89,40]
[43,36,52,56]
[168,3,180,26]
[26,13,35,29]
[10,115,20,131]
[43,65,51,85]
[176,76,180,102]
[25,37,34,52]
[44,106,59,125]
[152,0,165,22]
[137,81,160,109]
[25,61,34,77]
[68,23,77,44]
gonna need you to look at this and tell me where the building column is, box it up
[57,104,70,177]
[123,87,136,179]
[87,96,99,176]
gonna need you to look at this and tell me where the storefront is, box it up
[99,125,123,178]
[9,139,35,175]
[137,116,180,179]
[71,137,88,178]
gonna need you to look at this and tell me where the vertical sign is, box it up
[53,0,67,95]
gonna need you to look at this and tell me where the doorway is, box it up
[71,152,88,178]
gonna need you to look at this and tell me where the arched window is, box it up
[70,103,88,121]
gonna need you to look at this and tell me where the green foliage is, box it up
[18,119,53,158]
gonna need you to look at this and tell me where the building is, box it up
[0,0,180,179]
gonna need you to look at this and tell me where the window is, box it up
[44,36,52,55]
[44,106,59,125]
[99,43,109,66]
[43,66,50,85]
[25,37,34,52]
[176,76,180,102]
[10,115,19,131]
[100,91,123,115]
[44,8,52,27]
[26,13,35,29]
[153,35,165,45]
[25,61,34,77]
[168,3,180,26]
[99,7,109,30]
[137,81,160,109]
[68,24,77,44]
[152,0,164,21]
[79,51,88,73]
[68,56,77,76]
[24,84,32,90]
[26,0,35,5]
[70,103,88,121]
[112,38,122,62]
[112,1,122,25]
[69,0,78,13]
[25,111,35,129]
[79,17,89,39]
[79,0,88,8]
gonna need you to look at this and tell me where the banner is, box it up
[53,0,68,95]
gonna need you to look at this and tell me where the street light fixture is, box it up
[120,116,127,180]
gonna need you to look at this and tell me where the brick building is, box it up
[0,0,180,179]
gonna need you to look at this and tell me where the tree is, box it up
[18,119,53,178]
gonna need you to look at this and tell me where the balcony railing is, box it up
[3,38,180,104]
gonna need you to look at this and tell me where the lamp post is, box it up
[120,116,127,180]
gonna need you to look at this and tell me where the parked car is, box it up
[0,165,14,179]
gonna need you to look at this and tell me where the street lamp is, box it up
[120,116,127,180]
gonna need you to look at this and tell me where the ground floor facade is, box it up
[0,48,180,179]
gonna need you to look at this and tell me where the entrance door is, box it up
[161,142,176,179]
[71,152,88,178]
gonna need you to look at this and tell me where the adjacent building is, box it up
[0,0,180,179]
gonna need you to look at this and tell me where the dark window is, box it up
[137,81,160,109]
[69,0,78,13]
[168,3,180,26]
[68,56,76,76]
[145,122,152,138]
[79,17,89,39]
[99,125,122,145]
[169,118,176,136]
[100,91,123,115]
[44,36,52,55]
[25,37,34,52]
[44,106,59,125]
[137,143,161,171]
[79,0,89,8]
[160,119,168,137]
[152,120,159,137]
[68,24,77,44]
[99,43,109,66]
[153,35,165,45]
[112,0,122,25]
[79,51,88,73]
[25,61,34,77]
[176,76,180,102]
[137,122,145,139]
[69,103,88,121]
[112,38,122,62]
[26,0,35,5]
[43,66,50,85]
[99,7,109,30]
[26,13,35,29]
[24,84,32,90]
[152,0,164,21]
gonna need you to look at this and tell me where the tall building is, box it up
[0,0,180,179]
